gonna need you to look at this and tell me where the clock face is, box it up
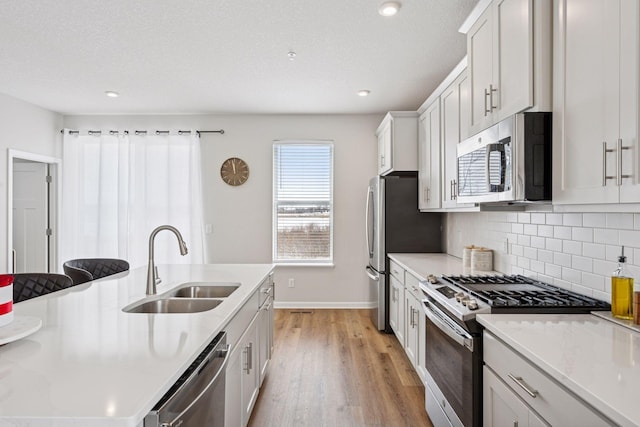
[220,157,250,186]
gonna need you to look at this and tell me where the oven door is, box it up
[423,299,481,427]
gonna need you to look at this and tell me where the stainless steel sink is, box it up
[167,282,240,298]
[123,298,223,313]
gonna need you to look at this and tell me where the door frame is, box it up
[7,149,62,273]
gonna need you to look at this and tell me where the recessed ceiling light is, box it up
[357,90,371,97]
[287,51,297,60]
[105,91,119,98]
[379,1,401,16]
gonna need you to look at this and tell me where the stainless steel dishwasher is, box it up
[144,331,229,427]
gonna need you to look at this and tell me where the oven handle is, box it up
[422,299,474,351]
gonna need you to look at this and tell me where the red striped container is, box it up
[0,274,14,327]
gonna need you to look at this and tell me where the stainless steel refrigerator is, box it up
[365,172,442,332]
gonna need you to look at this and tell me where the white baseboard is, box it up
[273,301,375,309]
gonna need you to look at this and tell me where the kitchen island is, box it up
[0,263,274,427]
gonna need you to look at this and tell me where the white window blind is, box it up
[273,141,334,264]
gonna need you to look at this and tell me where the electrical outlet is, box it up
[288,278,295,288]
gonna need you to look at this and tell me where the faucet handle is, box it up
[154,266,162,285]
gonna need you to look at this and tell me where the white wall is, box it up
[446,210,640,303]
[63,114,381,307]
[0,93,63,272]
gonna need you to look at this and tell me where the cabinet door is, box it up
[468,5,495,134]
[484,366,546,427]
[404,292,419,368]
[258,297,273,386]
[418,101,441,210]
[378,119,392,175]
[390,275,405,345]
[441,76,461,209]
[240,318,260,427]
[618,0,640,202]
[494,0,533,121]
[553,0,621,204]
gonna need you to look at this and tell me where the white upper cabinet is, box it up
[440,66,477,210]
[418,101,441,210]
[464,0,551,135]
[376,112,419,175]
[553,0,639,205]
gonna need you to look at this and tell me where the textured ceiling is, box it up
[0,0,478,115]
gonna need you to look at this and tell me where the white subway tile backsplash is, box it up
[562,267,581,284]
[518,213,531,224]
[571,227,594,243]
[545,263,562,278]
[554,252,572,267]
[606,213,634,230]
[545,238,563,252]
[537,225,554,237]
[446,210,640,303]
[530,236,546,249]
[563,240,582,255]
[581,242,605,260]
[593,228,619,245]
[553,226,572,240]
[584,213,606,228]
[571,255,592,272]
[523,247,537,260]
[563,213,582,226]
[538,250,554,263]
[531,213,546,224]
[619,230,640,248]
[546,213,563,225]
[581,272,605,291]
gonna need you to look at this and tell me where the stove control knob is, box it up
[454,292,465,303]
[467,300,479,310]
[460,296,471,306]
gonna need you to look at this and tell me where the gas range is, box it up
[420,274,611,323]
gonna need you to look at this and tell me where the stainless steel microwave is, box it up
[456,112,552,204]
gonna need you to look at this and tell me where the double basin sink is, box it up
[123,282,239,314]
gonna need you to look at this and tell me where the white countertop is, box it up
[477,313,640,427]
[387,253,495,280]
[0,263,274,427]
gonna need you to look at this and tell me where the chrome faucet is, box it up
[146,225,188,295]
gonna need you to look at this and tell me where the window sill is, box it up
[274,262,335,268]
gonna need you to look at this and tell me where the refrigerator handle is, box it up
[365,266,379,281]
[365,186,374,258]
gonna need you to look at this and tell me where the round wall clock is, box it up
[220,157,250,186]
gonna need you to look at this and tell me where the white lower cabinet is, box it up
[483,331,613,426]
[484,366,548,427]
[225,277,274,427]
[389,273,405,345]
[226,313,260,427]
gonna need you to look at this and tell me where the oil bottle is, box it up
[612,246,634,320]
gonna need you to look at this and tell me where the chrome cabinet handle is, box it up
[453,180,457,200]
[619,138,632,184]
[602,141,617,186]
[489,84,497,111]
[381,155,385,167]
[484,88,491,116]
[244,343,253,374]
[508,373,539,398]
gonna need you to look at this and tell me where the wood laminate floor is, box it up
[248,309,433,427]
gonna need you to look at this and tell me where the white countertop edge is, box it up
[477,314,636,427]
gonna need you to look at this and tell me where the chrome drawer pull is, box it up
[508,373,539,398]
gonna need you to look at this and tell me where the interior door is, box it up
[13,161,49,273]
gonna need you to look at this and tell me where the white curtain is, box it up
[60,130,205,269]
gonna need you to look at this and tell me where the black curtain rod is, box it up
[61,129,225,135]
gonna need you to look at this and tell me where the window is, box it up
[273,141,334,264]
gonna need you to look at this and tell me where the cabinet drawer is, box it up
[405,271,422,299]
[226,290,259,352]
[389,260,405,282]
[483,331,611,426]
